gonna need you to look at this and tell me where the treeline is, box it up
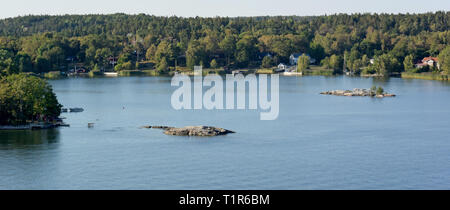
[0,12,449,76]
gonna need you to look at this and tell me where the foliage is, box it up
[0,12,448,73]
[44,71,63,79]
[0,74,62,125]
[371,54,401,76]
[376,86,384,95]
[403,54,416,72]
[157,58,169,72]
[114,51,135,71]
[297,54,310,71]
[321,54,343,71]
[0,49,17,75]
[261,56,274,68]
[210,59,218,69]
[370,85,377,93]
[186,40,206,69]
[369,85,385,95]
[438,46,450,75]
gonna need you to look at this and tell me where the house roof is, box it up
[422,57,439,63]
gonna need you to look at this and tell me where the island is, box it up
[321,86,396,98]
[0,74,64,129]
[142,125,235,137]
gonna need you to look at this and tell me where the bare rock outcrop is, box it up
[320,88,396,97]
[142,125,235,136]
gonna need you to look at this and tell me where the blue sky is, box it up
[1,0,449,18]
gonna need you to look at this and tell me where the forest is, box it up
[0,12,449,76]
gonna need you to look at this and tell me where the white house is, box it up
[289,53,316,65]
[278,63,288,70]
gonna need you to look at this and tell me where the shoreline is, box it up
[0,122,68,130]
[40,69,450,82]
[401,72,449,81]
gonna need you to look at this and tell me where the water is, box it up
[1,75,450,189]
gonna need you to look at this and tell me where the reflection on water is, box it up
[0,129,60,150]
[371,76,391,83]
[1,76,450,189]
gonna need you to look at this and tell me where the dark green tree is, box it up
[438,46,450,75]
[403,54,416,72]
[0,74,62,125]
[261,56,274,68]
[297,54,310,72]
[210,59,218,69]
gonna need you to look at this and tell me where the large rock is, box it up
[320,88,395,97]
[142,125,235,136]
[164,126,235,136]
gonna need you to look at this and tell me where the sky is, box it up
[0,0,449,19]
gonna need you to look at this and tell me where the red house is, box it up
[416,57,440,69]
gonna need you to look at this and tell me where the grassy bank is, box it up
[44,71,65,79]
[173,67,227,76]
[118,70,169,76]
[255,68,274,74]
[302,66,335,76]
[401,72,449,81]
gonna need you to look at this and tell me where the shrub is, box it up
[376,87,384,95]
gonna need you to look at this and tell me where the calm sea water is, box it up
[1,75,450,189]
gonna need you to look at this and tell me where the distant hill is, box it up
[0,12,449,75]
[0,12,448,37]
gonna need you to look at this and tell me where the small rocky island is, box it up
[141,125,235,137]
[321,87,396,98]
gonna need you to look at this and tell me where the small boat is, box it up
[62,107,84,113]
[104,72,118,77]
[281,71,302,76]
[69,108,84,112]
